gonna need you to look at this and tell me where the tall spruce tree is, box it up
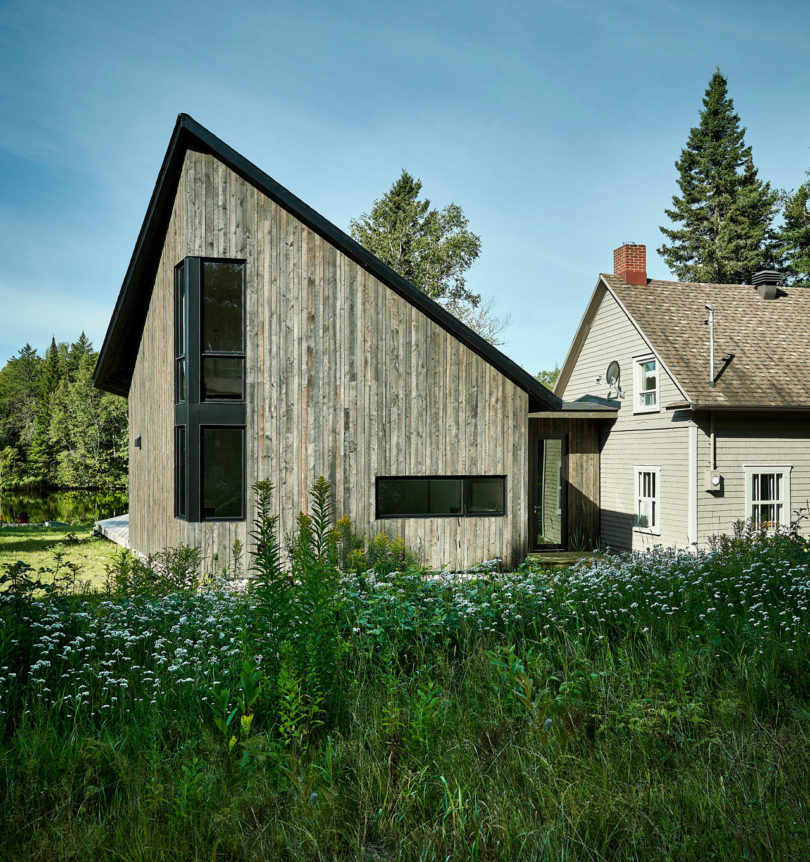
[48,349,128,488]
[66,331,93,378]
[350,170,482,306]
[349,170,514,343]
[776,170,810,285]
[0,344,42,487]
[658,70,779,284]
[28,337,63,484]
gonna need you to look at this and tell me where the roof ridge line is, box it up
[95,114,560,410]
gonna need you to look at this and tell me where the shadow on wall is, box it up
[565,483,601,551]
[597,507,638,554]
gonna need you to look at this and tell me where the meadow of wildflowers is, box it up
[1,491,809,860]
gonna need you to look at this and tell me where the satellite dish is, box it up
[605,360,624,399]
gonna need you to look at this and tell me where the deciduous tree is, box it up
[535,365,560,390]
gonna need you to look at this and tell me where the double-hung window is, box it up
[744,466,791,529]
[174,258,247,522]
[634,355,659,413]
[633,466,660,534]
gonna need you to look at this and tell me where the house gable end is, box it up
[558,276,691,413]
[95,114,559,411]
[554,277,607,397]
[126,145,533,566]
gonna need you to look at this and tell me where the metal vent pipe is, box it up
[705,304,714,387]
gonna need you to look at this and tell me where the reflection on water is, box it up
[0,489,129,525]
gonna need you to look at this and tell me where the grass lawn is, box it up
[0,524,119,589]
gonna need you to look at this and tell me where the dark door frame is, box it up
[530,432,568,551]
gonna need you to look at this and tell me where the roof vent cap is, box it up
[752,270,782,300]
[751,270,782,287]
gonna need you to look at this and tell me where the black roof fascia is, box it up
[94,114,561,411]
[93,114,190,396]
[560,399,619,412]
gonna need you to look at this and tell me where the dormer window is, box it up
[634,355,659,413]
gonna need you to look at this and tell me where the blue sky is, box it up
[1,0,809,375]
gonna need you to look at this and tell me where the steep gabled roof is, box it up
[558,272,810,410]
[94,114,560,411]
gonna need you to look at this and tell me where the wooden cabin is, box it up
[94,115,615,569]
[557,243,810,551]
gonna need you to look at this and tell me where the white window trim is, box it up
[743,465,792,529]
[633,353,660,414]
[633,465,661,535]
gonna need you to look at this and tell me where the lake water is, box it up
[0,489,129,525]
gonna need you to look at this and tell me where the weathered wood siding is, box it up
[695,414,810,542]
[128,148,530,570]
[528,418,600,549]
[559,289,691,551]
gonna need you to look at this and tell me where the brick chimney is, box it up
[613,243,647,285]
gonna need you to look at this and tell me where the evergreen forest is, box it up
[0,334,127,491]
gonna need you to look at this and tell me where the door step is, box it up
[526,551,601,568]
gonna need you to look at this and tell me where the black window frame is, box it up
[174,257,247,523]
[200,259,247,401]
[375,475,507,519]
[200,425,247,522]
[174,262,186,404]
[174,425,186,518]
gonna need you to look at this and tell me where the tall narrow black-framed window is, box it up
[174,257,246,522]
[201,261,245,401]
[174,263,186,403]
[201,426,245,520]
[174,426,186,518]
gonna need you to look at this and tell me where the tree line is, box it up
[0,335,127,490]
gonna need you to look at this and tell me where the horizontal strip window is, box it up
[376,476,506,519]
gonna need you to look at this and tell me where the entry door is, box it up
[532,435,567,550]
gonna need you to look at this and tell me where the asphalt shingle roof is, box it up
[602,273,810,409]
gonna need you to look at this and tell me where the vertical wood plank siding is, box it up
[528,418,600,548]
[128,149,530,569]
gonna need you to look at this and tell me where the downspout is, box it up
[710,411,716,470]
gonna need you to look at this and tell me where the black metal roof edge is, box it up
[563,395,620,410]
[93,114,189,395]
[94,113,561,410]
